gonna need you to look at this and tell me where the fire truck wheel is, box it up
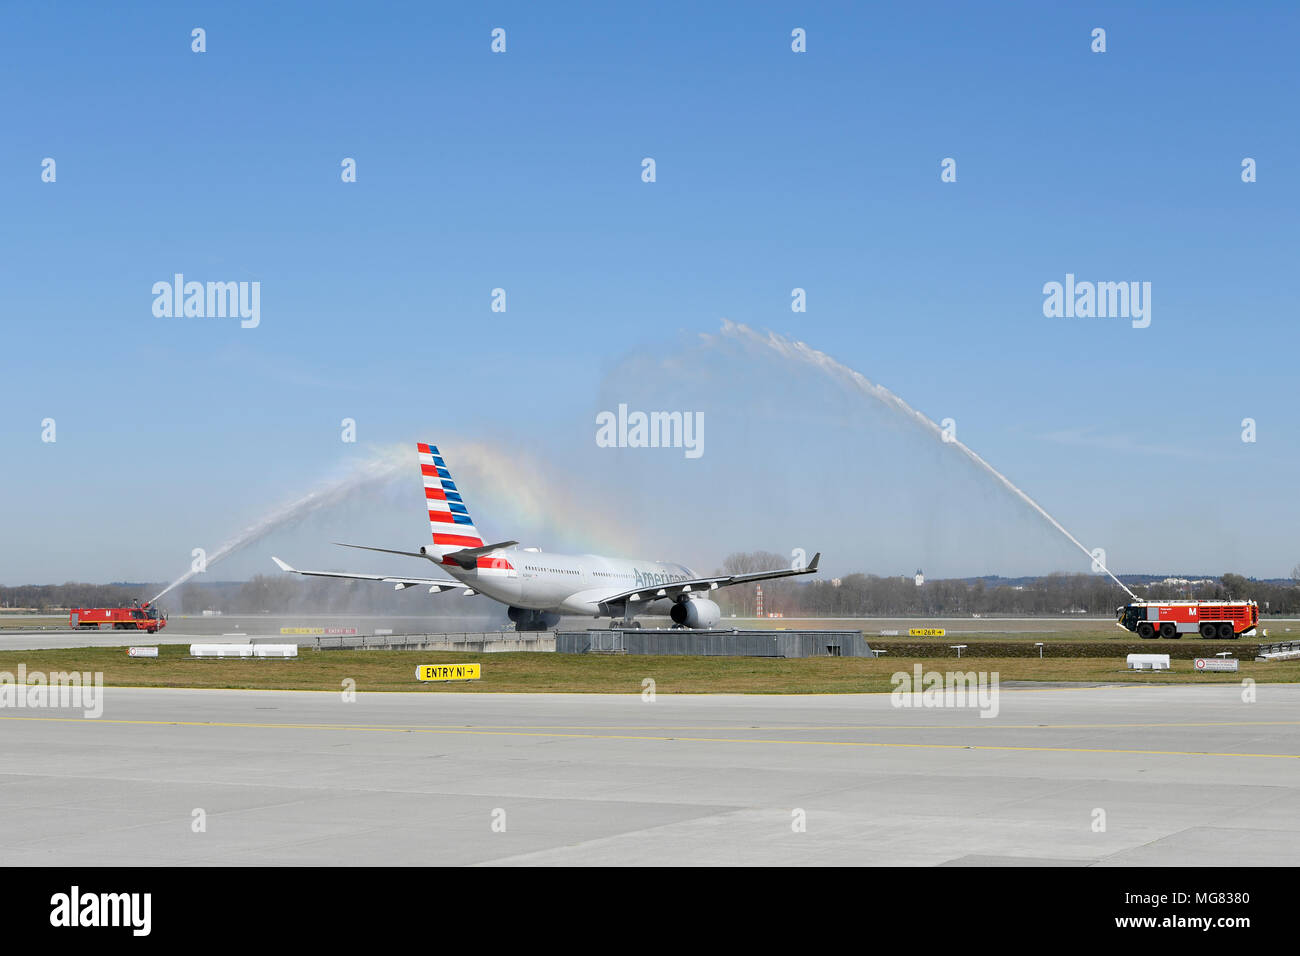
[1218,622,1235,640]
[1199,622,1217,639]
[1137,622,1155,639]
[1159,622,1177,639]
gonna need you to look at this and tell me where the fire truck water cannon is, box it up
[1115,600,1259,640]
[69,599,169,633]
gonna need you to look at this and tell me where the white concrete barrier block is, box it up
[1126,653,1171,671]
[252,644,298,658]
[190,644,254,658]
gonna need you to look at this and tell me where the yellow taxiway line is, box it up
[3,714,1298,759]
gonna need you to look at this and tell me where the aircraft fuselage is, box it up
[443,550,696,615]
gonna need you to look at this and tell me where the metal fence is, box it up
[1255,640,1300,661]
[555,629,874,658]
[314,632,554,651]
[1257,640,1300,653]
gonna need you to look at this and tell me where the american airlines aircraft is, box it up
[272,441,820,630]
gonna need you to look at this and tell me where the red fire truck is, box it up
[69,600,168,633]
[1116,600,1258,640]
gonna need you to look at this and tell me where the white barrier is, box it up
[190,644,253,658]
[127,647,159,658]
[1127,653,1171,671]
[189,643,297,658]
[252,644,298,658]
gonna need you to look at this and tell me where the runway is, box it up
[2,684,1298,866]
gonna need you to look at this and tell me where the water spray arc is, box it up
[149,447,411,605]
[718,320,1138,601]
[147,440,635,607]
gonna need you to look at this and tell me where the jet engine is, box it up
[508,607,561,631]
[670,597,721,629]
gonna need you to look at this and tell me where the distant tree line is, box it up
[0,582,154,612]
[710,552,1300,618]
[4,562,1300,617]
[0,576,438,616]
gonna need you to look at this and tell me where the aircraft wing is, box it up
[597,552,820,609]
[271,557,477,595]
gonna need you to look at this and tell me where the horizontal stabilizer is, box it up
[442,540,519,570]
[334,542,429,560]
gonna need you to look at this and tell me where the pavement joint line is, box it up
[3,715,1298,759]
[5,681,1300,695]
[3,717,1297,731]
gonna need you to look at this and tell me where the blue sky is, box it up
[2,1,1297,584]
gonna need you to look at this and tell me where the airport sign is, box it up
[417,663,481,682]
[1194,658,1238,672]
[909,628,946,637]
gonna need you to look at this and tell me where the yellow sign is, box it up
[908,628,946,637]
[417,663,481,682]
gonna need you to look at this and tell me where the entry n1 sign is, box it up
[417,664,481,682]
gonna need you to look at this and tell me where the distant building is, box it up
[914,569,924,587]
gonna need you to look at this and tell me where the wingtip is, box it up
[808,552,821,571]
[271,556,294,572]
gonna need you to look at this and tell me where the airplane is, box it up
[271,441,820,630]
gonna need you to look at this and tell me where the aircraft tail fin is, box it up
[418,442,487,559]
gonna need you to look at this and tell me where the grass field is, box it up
[0,645,1295,694]
[0,616,64,630]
